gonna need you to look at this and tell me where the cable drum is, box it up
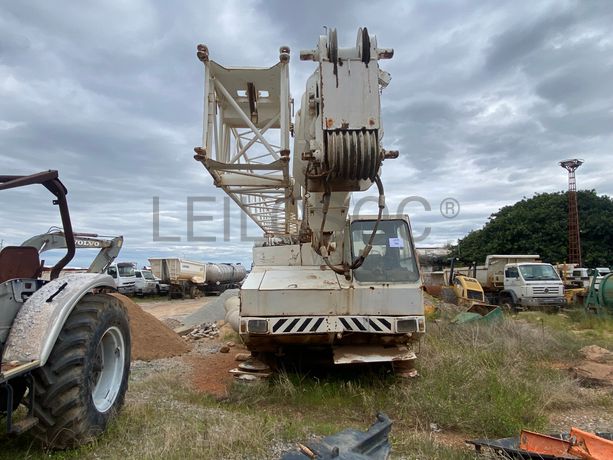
[325,130,380,181]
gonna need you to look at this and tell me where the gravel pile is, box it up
[186,322,220,340]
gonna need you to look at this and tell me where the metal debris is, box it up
[468,429,613,459]
[333,345,416,365]
[451,304,503,325]
[281,413,392,459]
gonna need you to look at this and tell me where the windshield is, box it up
[142,270,155,280]
[118,265,135,277]
[519,264,560,281]
[350,219,419,283]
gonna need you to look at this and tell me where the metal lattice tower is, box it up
[559,159,584,266]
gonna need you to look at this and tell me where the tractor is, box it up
[0,170,130,448]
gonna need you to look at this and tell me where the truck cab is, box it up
[134,269,158,296]
[106,262,136,295]
[238,215,425,364]
[503,263,566,309]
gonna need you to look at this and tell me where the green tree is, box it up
[451,190,613,267]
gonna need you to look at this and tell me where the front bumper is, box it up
[521,296,567,307]
[117,285,135,295]
[240,315,426,336]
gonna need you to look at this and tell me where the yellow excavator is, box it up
[450,274,489,308]
[442,259,502,323]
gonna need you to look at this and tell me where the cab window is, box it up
[505,267,519,278]
[350,219,419,283]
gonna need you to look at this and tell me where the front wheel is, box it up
[31,293,131,448]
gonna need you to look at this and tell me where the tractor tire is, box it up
[30,293,130,449]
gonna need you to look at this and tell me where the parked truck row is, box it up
[430,255,567,311]
[148,258,247,298]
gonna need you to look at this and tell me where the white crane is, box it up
[194,28,425,367]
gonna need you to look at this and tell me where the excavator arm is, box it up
[22,231,123,274]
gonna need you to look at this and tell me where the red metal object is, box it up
[569,427,613,460]
[519,430,574,458]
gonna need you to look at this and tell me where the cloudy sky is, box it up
[1,0,612,268]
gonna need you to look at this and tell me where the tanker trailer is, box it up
[204,263,247,294]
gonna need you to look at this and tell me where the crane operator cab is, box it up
[350,217,419,284]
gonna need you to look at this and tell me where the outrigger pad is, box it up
[281,413,392,460]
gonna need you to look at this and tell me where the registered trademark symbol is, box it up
[440,197,460,218]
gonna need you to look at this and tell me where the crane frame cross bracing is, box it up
[194,45,298,237]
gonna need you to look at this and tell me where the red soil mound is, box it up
[111,293,191,361]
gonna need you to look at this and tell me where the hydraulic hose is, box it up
[319,175,386,275]
[350,175,385,270]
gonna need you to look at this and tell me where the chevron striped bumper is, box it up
[240,315,426,335]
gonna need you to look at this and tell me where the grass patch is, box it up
[2,314,608,459]
[222,319,581,440]
[517,310,613,349]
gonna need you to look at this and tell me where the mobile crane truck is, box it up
[194,28,424,367]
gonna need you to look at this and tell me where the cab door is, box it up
[504,266,521,297]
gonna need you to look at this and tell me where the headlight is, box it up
[396,319,418,333]
[247,319,268,334]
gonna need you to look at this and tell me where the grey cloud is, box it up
[1,0,612,268]
[484,7,575,74]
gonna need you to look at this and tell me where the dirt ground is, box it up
[184,341,245,398]
[131,297,244,399]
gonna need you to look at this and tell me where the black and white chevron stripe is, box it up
[266,316,397,334]
[270,317,328,334]
[338,316,394,333]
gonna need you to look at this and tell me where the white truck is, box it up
[194,28,425,368]
[134,269,158,296]
[468,255,566,310]
[106,262,136,295]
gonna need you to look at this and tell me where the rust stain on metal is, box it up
[377,49,394,59]
[196,44,209,62]
[1,361,21,372]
